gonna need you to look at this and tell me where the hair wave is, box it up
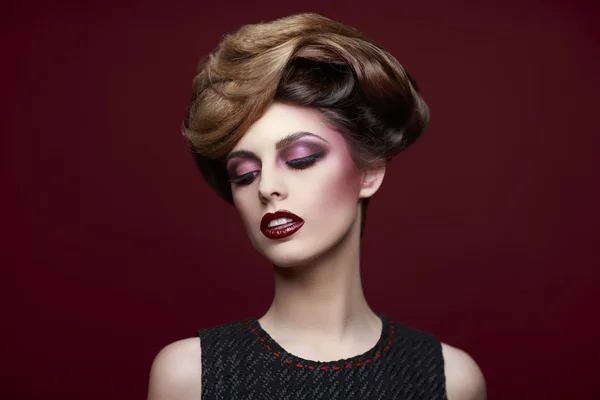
[182,13,430,234]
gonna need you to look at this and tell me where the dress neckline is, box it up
[242,313,396,371]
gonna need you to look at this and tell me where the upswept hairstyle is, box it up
[183,13,429,236]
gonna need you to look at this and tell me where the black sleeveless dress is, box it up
[197,314,447,399]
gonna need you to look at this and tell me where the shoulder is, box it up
[441,342,487,400]
[147,337,202,400]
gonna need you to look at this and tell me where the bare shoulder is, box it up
[441,342,487,400]
[147,337,202,400]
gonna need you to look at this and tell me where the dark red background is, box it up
[2,1,598,399]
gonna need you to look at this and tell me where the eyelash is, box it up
[229,153,323,186]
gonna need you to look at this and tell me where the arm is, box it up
[147,338,202,400]
[442,343,487,400]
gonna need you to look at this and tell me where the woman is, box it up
[148,13,486,400]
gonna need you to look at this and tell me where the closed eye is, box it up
[229,171,259,186]
[229,152,325,186]
[286,152,324,170]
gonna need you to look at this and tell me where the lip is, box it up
[260,209,305,240]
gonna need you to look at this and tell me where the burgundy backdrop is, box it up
[2,1,599,399]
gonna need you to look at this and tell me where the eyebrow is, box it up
[226,131,329,163]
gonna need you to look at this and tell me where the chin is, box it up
[253,236,324,269]
[254,228,346,268]
[248,220,357,268]
[262,244,315,268]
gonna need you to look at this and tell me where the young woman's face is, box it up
[226,103,367,267]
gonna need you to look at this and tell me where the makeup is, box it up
[229,103,365,268]
[260,210,305,239]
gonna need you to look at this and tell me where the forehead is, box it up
[232,103,341,150]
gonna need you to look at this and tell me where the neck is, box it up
[258,210,380,354]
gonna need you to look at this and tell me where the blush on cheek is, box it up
[317,162,362,212]
[234,202,256,232]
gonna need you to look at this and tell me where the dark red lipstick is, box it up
[260,210,305,239]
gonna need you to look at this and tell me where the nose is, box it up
[257,164,287,204]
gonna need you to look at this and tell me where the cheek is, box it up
[232,192,256,230]
[311,161,362,211]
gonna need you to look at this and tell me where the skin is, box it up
[148,103,487,400]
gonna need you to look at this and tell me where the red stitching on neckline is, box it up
[243,318,396,371]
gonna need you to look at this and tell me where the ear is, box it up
[358,165,386,199]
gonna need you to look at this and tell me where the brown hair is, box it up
[183,13,430,236]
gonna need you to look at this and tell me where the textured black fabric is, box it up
[197,314,447,399]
